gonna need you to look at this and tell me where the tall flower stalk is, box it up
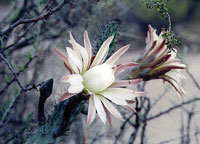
[55,31,145,125]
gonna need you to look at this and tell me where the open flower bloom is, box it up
[55,31,145,125]
[133,25,186,97]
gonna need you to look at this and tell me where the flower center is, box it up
[82,64,116,93]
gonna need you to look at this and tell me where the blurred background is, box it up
[0,0,200,143]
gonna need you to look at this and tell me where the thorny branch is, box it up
[0,0,72,38]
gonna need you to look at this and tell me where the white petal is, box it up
[87,96,96,125]
[69,32,81,59]
[90,35,114,67]
[166,70,185,81]
[105,44,130,65]
[155,63,186,71]
[100,88,145,101]
[168,49,177,60]
[67,47,82,73]
[67,74,83,84]
[67,74,84,93]
[68,84,84,93]
[76,43,89,72]
[103,97,128,106]
[84,31,92,66]
[100,97,124,121]
[67,56,79,74]
[69,32,89,72]
[93,95,106,124]
[162,75,186,96]
[83,64,115,93]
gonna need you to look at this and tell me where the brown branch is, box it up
[0,55,37,95]
[114,113,136,144]
[146,98,200,121]
[0,53,25,90]
[155,130,200,144]
[0,0,73,53]
[0,91,22,127]
[0,0,71,38]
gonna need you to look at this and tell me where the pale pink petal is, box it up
[103,104,112,125]
[54,48,68,61]
[58,92,76,101]
[126,100,135,104]
[110,79,143,88]
[87,96,96,125]
[76,43,89,72]
[162,76,186,96]
[100,88,142,101]
[54,48,72,74]
[105,44,130,65]
[84,31,92,66]
[100,96,124,121]
[64,62,73,74]
[93,95,106,124]
[154,63,186,72]
[69,32,81,59]
[90,35,114,67]
[115,62,138,75]
[60,75,69,83]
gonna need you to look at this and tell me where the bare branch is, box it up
[114,113,136,144]
[0,53,25,90]
[0,0,72,38]
[0,91,22,127]
[146,98,200,121]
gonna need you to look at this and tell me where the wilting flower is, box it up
[132,25,186,97]
[55,31,145,125]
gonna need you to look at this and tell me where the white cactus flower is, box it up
[55,31,145,125]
